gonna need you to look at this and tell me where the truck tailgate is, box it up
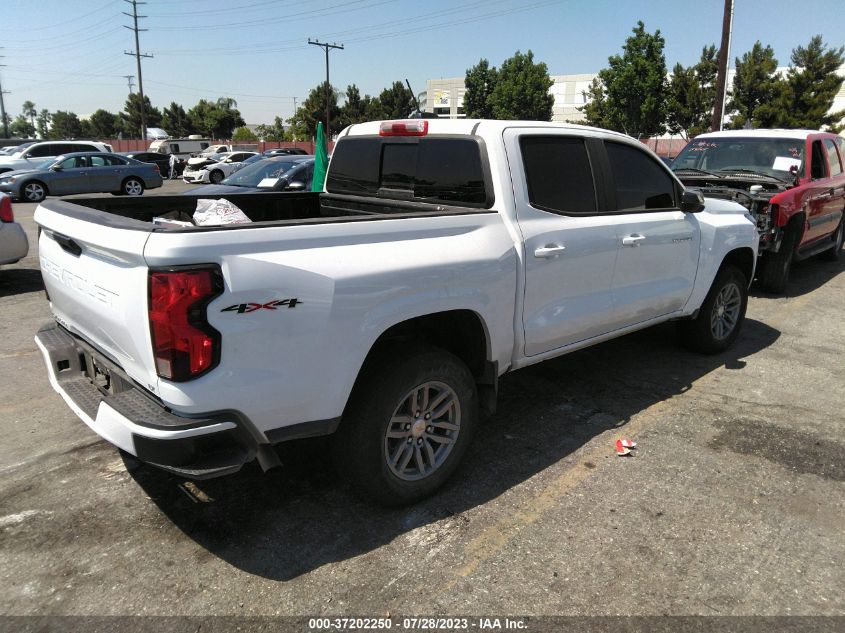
[35,201,158,391]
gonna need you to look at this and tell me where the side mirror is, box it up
[681,189,705,213]
[286,181,305,191]
[50,164,62,171]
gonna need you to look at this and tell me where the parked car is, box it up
[182,151,259,184]
[673,129,845,292]
[0,141,113,174]
[262,147,309,157]
[119,151,186,177]
[0,193,28,265]
[33,118,757,505]
[0,152,163,202]
[187,156,314,194]
[148,138,212,161]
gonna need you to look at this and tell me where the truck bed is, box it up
[45,192,494,232]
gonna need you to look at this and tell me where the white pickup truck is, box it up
[34,119,758,505]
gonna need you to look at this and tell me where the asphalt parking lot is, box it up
[1,181,843,620]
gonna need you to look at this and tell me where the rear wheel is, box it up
[122,178,144,196]
[332,344,478,506]
[679,265,748,354]
[760,222,799,294]
[22,181,47,203]
[820,215,844,262]
[209,170,224,184]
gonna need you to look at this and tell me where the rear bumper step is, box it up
[35,322,255,479]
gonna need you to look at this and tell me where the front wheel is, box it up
[679,265,748,354]
[22,181,47,203]
[209,170,224,184]
[332,344,478,506]
[123,178,145,196]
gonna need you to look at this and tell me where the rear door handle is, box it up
[534,245,566,258]
[622,234,646,246]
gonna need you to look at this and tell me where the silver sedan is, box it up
[0,152,163,203]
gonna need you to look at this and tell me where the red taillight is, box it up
[0,195,13,223]
[152,164,160,173]
[379,119,429,137]
[148,268,222,381]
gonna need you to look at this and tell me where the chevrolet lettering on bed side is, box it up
[33,118,761,506]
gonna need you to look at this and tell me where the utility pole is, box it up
[123,0,153,141]
[292,96,298,146]
[0,50,9,138]
[308,39,343,139]
[123,74,135,94]
[711,0,734,131]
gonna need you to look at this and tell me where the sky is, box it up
[1,0,843,126]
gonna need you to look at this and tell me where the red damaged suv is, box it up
[672,129,845,292]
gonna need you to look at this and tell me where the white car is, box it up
[182,151,258,184]
[0,193,28,265]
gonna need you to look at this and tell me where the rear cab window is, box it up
[823,138,842,177]
[326,136,492,208]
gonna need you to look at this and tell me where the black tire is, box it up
[209,170,224,184]
[819,215,844,262]
[122,178,145,196]
[679,265,748,355]
[760,222,799,293]
[22,180,48,203]
[332,344,478,506]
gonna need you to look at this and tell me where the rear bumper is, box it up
[35,322,255,478]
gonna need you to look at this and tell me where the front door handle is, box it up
[622,234,646,246]
[534,244,566,258]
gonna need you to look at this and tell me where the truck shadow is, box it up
[0,268,44,298]
[128,317,780,581]
[751,249,844,299]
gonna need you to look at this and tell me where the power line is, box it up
[123,0,153,141]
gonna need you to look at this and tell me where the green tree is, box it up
[161,102,193,138]
[10,115,35,138]
[255,116,289,141]
[187,97,245,139]
[340,84,378,127]
[666,46,720,138]
[726,41,781,129]
[49,111,82,139]
[463,58,498,118]
[583,22,668,137]
[85,109,118,138]
[21,100,37,131]
[231,126,258,141]
[377,81,415,119]
[767,36,845,129]
[36,109,51,138]
[122,93,162,139]
[289,82,341,138]
[488,50,553,121]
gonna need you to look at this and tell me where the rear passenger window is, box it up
[824,139,842,176]
[519,136,596,214]
[606,142,676,211]
[327,137,489,207]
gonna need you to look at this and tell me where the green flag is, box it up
[311,121,328,192]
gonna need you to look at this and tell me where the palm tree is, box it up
[22,101,36,131]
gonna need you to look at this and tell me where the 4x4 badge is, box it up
[221,298,301,314]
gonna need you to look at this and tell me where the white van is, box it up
[148,138,212,159]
